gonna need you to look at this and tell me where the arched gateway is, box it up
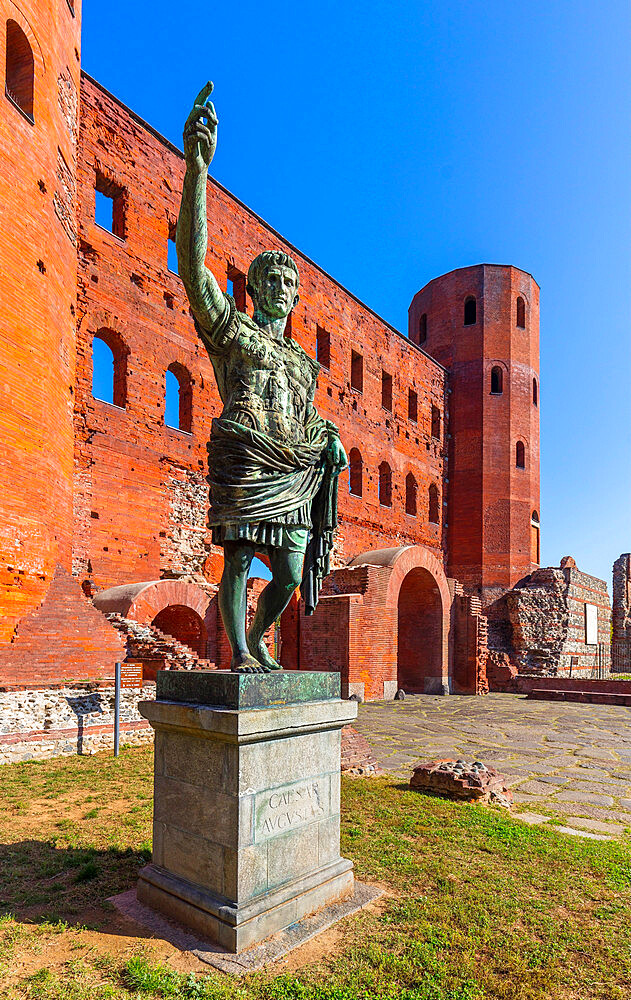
[94,579,214,659]
[299,544,451,700]
[397,566,443,693]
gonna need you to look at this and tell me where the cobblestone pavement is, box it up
[355,693,631,840]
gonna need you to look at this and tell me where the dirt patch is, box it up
[272,892,388,974]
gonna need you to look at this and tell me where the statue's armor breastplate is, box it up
[220,321,314,441]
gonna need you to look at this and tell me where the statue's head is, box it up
[247,250,300,319]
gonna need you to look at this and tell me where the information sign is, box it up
[120,662,143,689]
[584,604,598,646]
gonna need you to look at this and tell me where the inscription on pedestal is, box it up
[254,777,327,841]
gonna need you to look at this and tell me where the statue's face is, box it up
[256,265,299,319]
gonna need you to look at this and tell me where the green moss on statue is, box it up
[177,82,347,674]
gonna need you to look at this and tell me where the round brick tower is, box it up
[0,0,81,640]
[409,264,540,608]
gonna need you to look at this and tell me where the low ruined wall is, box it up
[0,682,155,764]
[504,568,567,673]
[499,563,611,677]
[510,676,631,696]
[613,554,631,649]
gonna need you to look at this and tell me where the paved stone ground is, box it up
[355,693,631,840]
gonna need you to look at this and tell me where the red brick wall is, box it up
[409,265,540,608]
[1,37,542,693]
[300,594,353,684]
[73,76,449,598]
[0,0,81,641]
[0,566,125,684]
[451,592,489,695]
[301,549,455,701]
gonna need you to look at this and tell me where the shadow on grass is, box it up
[0,839,151,930]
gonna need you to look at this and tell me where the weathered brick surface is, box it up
[0,566,124,684]
[0,0,81,641]
[410,759,512,807]
[490,560,611,678]
[73,75,449,597]
[340,726,378,774]
[612,554,631,644]
[451,590,489,695]
[512,676,631,696]
[409,265,540,608]
[1,19,541,700]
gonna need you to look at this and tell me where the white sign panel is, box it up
[584,604,598,645]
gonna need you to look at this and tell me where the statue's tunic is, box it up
[196,294,341,613]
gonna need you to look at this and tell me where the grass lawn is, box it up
[0,747,630,999]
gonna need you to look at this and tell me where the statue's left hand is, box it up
[326,437,347,472]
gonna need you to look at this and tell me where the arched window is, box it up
[227,265,247,313]
[516,296,526,328]
[165,362,192,432]
[516,440,525,469]
[349,448,362,497]
[5,20,34,121]
[431,405,441,439]
[531,510,540,564]
[408,388,418,422]
[351,350,363,392]
[405,473,417,516]
[428,483,439,524]
[532,377,538,406]
[316,325,330,369]
[418,313,427,344]
[490,366,503,394]
[378,461,392,507]
[92,330,127,407]
[167,222,179,274]
[464,296,476,326]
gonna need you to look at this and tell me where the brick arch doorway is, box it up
[346,544,451,698]
[93,579,216,663]
[397,567,443,693]
[152,604,208,657]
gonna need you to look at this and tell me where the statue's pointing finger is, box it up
[185,81,218,130]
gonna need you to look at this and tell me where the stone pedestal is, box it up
[137,670,357,953]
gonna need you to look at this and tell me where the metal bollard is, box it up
[114,661,121,757]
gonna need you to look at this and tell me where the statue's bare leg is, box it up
[219,541,266,673]
[247,548,303,670]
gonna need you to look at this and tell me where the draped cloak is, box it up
[197,295,343,615]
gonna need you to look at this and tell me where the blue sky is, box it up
[82,0,630,589]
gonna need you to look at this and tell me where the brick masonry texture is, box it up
[488,561,611,679]
[0,682,156,764]
[612,554,631,644]
[409,265,540,608]
[72,75,449,595]
[4,0,604,721]
[0,0,81,643]
[0,566,125,685]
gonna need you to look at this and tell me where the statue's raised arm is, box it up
[175,83,347,674]
[176,82,226,333]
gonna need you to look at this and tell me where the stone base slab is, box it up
[111,881,383,973]
[137,858,354,953]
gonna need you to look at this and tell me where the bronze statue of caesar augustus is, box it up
[176,83,347,674]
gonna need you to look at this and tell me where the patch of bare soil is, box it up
[1,909,211,987]
[270,891,388,974]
